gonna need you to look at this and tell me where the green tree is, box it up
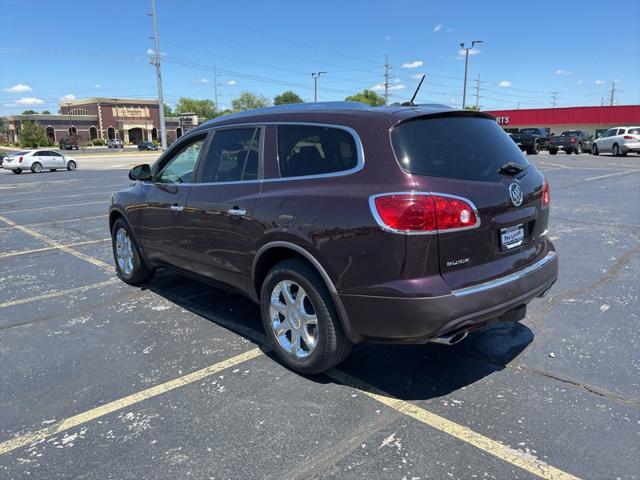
[42,110,51,114]
[345,89,385,107]
[19,121,48,148]
[174,97,216,120]
[273,91,304,105]
[21,109,37,115]
[464,105,480,111]
[163,103,173,117]
[231,91,269,112]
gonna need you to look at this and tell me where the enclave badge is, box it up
[509,182,524,207]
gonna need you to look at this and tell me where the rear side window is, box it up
[628,128,640,135]
[199,128,260,183]
[391,116,529,183]
[277,125,358,178]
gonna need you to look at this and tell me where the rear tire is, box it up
[260,259,352,374]
[111,217,155,285]
[31,162,42,173]
[592,144,599,155]
[12,169,22,174]
[612,144,620,157]
[66,161,77,171]
[549,148,558,155]
[575,144,582,154]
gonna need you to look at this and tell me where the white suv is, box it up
[592,126,640,156]
[1,149,77,174]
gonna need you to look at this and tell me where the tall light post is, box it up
[312,72,326,102]
[460,40,482,109]
[149,0,167,149]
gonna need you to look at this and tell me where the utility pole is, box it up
[149,0,167,150]
[311,72,326,102]
[460,40,482,109]
[551,91,559,107]
[609,81,616,106]
[383,54,391,105]
[473,73,481,110]
[214,65,219,111]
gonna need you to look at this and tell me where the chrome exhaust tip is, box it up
[429,329,469,346]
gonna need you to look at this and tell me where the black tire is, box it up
[612,144,620,157]
[549,149,558,155]
[12,169,22,174]
[260,259,352,374]
[31,162,42,173]
[592,144,599,155]
[111,217,155,285]
[66,160,77,171]
[574,144,582,154]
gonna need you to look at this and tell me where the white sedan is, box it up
[1,149,77,174]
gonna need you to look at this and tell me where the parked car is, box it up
[138,141,159,151]
[59,137,78,150]
[591,126,640,156]
[1,149,77,174]
[510,127,551,154]
[109,102,558,374]
[107,139,124,149]
[548,130,593,155]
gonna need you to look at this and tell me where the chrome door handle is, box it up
[169,204,183,211]
[228,207,246,216]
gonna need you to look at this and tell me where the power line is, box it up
[609,81,616,106]
[383,55,391,105]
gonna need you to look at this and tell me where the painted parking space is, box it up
[0,154,638,479]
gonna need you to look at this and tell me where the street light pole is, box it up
[312,72,326,102]
[149,0,167,149]
[460,40,482,109]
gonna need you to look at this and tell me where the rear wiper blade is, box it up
[497,162,526,176]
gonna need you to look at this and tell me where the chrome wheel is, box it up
[115,227,134,276]
[269,280,318,358]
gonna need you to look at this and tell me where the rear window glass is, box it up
[391,116,529,182]
[627,128,640,135]
[277,125,358,178]
[11,151,30,156]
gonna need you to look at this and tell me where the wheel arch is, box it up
[251,241,359,343]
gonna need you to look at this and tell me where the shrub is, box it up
[92,138,106,146]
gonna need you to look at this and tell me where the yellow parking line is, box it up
[0,200,106,214]
[0,279,119,308]
[0,347,264,456]
[0,215,112,272]
[0,238,110,259]
[326,369,579,480]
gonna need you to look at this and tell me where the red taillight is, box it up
[542,180,550,207]
[623,135,634,140]
[372,193,477,233]
[18,156,24,163]
[569,137,576,143]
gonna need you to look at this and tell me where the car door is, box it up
[185,126,264,292]
[136,132,209,271]
[34,151,52,167]
[48,151,66,169]
[600,129,615,151]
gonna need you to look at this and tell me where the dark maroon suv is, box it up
[110,102,558,374]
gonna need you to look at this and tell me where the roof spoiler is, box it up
[393,109,496,127]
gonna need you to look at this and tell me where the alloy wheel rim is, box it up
[269,280,318,359]
[115,228,134,276]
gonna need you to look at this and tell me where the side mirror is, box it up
[129,164,152,181]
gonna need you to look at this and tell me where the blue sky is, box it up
[1,0,639,115]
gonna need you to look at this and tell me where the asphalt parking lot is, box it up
[0,151,638,479]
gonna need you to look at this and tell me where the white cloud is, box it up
[196,77,210,84]
[402,60,423,68]
[498,80,512,88]
[4,83,32,93]
[577,80,583,86]
[393,78,402,83]
[227,80,237,85]
[372,83,406,91]
[15,97,44,105]
[410,73,425,79]
[555,69,573,76]
[595,79,605,85]
[146,48,155,55]
[93,84,101,88]
[433,24,443,32]
[384,35,391,41]
[458,48,480,57]
[60,94,76,101]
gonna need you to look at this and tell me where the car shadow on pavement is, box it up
[145,269,534,402]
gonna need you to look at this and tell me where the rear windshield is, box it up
[10,151,30,156]
[391,116,529,182]
[561,131,577,136]
[627,128,640,135]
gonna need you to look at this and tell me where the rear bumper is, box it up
[621,142,640,153]
[339,251,558,344]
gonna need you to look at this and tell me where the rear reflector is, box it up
[371,192,478,233]
[542,179,550,207]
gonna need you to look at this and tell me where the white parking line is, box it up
[0,238,110,259]
[584,170,639,181]
[0,279,119,308]
[0,214,108,231]
[0,200,106,214]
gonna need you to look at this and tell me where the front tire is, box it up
[31,162,42,173]
[592,144,599,155]
[260,259,352,374]
[66,160,77,171]
[549,148,558,155]
[612,144,620,157]
[111,217,155,285]
[574,144,582,154]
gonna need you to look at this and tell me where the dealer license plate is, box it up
[500,224,525,250]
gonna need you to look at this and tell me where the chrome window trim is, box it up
[452,251,557,297]
[368,191,481,236]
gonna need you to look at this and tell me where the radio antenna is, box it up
[402,74,426,106]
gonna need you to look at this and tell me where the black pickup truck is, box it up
[548,130,592,155]
[510,127,551,154]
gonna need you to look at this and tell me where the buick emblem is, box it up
[509,183,523,207]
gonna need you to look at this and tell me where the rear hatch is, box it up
[390,113,550,291]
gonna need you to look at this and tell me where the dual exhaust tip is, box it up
[429,329,469,346]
